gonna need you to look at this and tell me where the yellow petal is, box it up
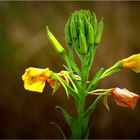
[122,53,140,73]
[24,80,45,93]
[22,67,51,93]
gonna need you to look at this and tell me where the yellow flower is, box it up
[22,67,51,93]
[122,53,140,73]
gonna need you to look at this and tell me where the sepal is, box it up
[103,95,110,111]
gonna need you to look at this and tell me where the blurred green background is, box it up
[0,1,140,139]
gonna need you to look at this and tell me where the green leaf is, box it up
[84,95,103,117]
[87,67,104,92]
[56,106,75,128]
[103,95,110,111]
[83,128,89,139]
[50,122,67,139]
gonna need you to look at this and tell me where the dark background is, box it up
[0,1,140,139]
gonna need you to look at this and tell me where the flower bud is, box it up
[65,18,72,47]
[94,18,104,46]
[79,31,87,54]
[70,16,77,40]
[87,22,94,46]
[46,26,65,56]
[66,10,100,55]
[112,87,139,109]
[91,12,97,31]
[78,16,85,34]
[122,53,140,73]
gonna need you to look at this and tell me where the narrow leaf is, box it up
[50,122,67,139]
[83,128,89,139]
[84,95,103,117]
[56,106,75,128]
[87,67,104,92]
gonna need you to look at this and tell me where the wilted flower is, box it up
[112,87,139,109]
[22,67,51,93]
[47,78,56,88]
[122,53,140,73]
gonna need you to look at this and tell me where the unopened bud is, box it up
[91,12,97,31]
[70,16,77,40]
[87,22,94,46]
[65,18,72,47]
[79,31,87,54]
[46,26,65,55]
[78,16,85,34]
[94,18,104,46]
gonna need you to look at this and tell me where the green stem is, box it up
[80,55,89,90]
[67,54,80,75]
[88,46,97,72]
[71,94,88,139]
[100,61,122,79]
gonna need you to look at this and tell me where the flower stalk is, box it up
[21,9,140,139]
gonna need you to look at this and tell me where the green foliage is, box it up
[50,122,67,139]
[87,67,104,92]
[56,106,75,128]
[84,95,103,117]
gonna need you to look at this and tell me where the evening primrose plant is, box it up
[22,10,140,139]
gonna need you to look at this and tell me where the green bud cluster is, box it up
[65,10,104,55]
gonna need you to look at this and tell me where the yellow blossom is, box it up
[122,53,140,73]
[22,67,51,93]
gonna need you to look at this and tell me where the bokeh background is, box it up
[0,1,140,139]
